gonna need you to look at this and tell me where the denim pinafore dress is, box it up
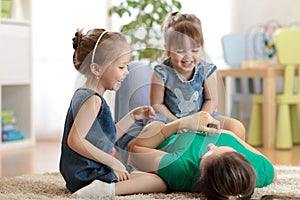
[153,58,220,123]
[59,88,132,193]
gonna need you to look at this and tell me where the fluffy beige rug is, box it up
[0,165,299,200]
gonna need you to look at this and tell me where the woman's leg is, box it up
[115,171,167,195]
[215,115,246,140]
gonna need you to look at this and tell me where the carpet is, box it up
[0,165,300,200]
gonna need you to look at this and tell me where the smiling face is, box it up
[89,31,132,93]
[100,52,131,91]
[169,40,202,76]
[164,21,204,80]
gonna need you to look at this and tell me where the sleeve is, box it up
[203,62,217,80]
[252,155,275,187]
[246,153,275,187]
[153,65,168,83]
[225,133,275,188]
[157,152,196,191]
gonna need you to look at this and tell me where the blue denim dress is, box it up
[59,88,132,193]
[153,58,220,123]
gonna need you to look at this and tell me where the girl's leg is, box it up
[115,171,167,195]
[72,171,167,198]
[215,115,246,140]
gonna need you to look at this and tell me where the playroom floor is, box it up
[0,140,300,177]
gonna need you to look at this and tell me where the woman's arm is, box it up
[67,95,129,181]
[150,72,177,121]
[128,119,183,172]
[128,111,220,172]
[131,111,219,148]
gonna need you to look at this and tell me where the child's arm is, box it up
[150,72,177,121]
[115,106,155,140]
[200,74,218,114]
[67,95,129,181]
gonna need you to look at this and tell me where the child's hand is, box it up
[111,159,130,181]
[113,168,130,182]
[130,106,155,121]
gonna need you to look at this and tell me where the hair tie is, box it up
[91,30,109,63]
[171,11,180,16]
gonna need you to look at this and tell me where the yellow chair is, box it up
[248,28,300,149]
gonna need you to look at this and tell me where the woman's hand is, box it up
[130,106,155,121]
[179,111,220,134]
[110,158,130,181]
[177,128,191,134]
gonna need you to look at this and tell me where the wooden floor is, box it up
[0,140,61,177]
[0,140,300,177]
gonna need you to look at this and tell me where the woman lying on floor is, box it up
[128,111,277,200]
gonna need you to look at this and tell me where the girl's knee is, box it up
[220,117,246,140]
[231,119,246,140]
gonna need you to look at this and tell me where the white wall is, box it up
[32,0,108,140]
[181,0,231,68]
[231,0,298,32]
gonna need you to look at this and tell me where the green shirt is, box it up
[157,132,275,192]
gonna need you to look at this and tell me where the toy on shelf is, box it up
[245,20,281,63]
[1,110,24,142]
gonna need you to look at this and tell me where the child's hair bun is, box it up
[72,29,84,50]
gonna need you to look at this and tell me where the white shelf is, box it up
[0,18,30,26]
[1,0,34,151]
[0,138,35,151]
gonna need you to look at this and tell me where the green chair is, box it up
[248,28,300,149]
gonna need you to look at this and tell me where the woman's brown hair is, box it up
[197,151,256,200]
